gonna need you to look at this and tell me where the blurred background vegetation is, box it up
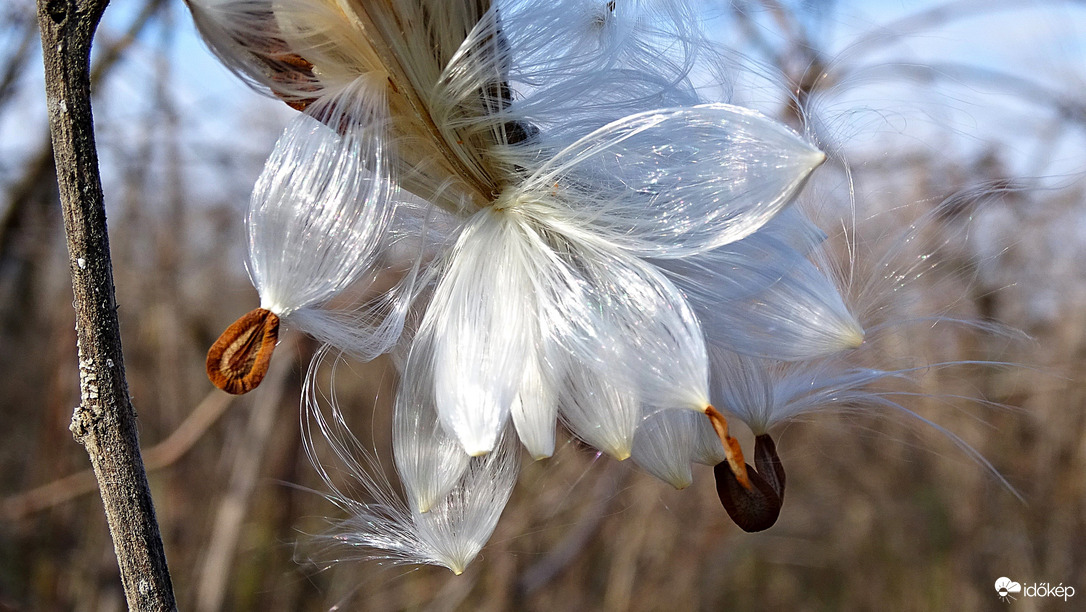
[2,0,1084,610]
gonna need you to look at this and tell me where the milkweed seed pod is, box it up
[189,0,881,570]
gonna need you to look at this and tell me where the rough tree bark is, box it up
[35,0,177,608]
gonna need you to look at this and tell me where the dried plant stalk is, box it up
[35,0,176,607]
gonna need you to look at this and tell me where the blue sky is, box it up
[4,0,1086,205]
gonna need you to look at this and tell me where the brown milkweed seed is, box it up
[206,308,280,394]
[714,433,786,533]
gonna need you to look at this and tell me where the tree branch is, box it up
[35,0,176,608]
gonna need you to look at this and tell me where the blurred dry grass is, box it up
[2,1,1085,610]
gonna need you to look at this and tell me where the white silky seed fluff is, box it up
[188,0,877,574]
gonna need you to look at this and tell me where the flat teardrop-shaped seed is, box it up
[206,308,280,394]
[754,433,786,500]
[715,433,786,533]
[268,52,318,112]
[715,462,781,533]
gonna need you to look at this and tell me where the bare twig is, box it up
[35,0,175,607]
[196,336,297,612]
[846,0,1073,57]
[1,0,166,266]
[0,12,37,113]
[2,389,236,520]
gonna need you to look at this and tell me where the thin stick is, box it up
[2,389,236,520]
[35,0,176,608]
[196,337,296,612]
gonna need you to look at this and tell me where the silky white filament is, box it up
[631,409,727,489]
[525,219,712,413]
[243,77,421,360]
[496,0,702,148]
[662,211,864,361]
[187,0,316,100]
[508,345,558,460]
[248,77,391,315]
[186,0,974,577]
[517,104,827,258]
[409,208,543,456]
[392,355,470,514]
[304,348,518,573]
[555,332,644,460]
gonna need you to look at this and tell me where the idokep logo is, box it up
[995,578,1022,602]
[995,577,1075,603]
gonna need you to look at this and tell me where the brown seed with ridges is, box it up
[206,308,280,394]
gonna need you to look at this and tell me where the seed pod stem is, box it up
[705,405,751,490]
